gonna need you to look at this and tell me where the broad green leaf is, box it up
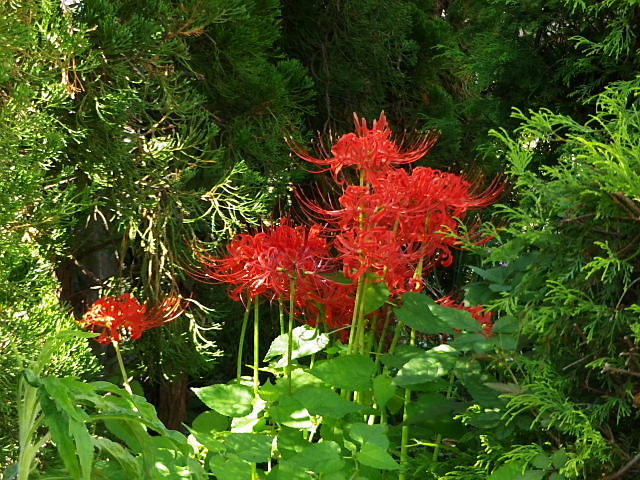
[70,419,94,480]
[551,450,569,469]
[39,394,82,479]
[268,395,315,430]
[492,315,519,334]
[93,437,141,477]
[469,265,510,284]
[362,278,390,315]
[264,325,330,367]
[230,397,267,433]
[491,333,518,351]
[451,333,490,353]
[372,374,396,408]
[394,346,458,387]
[225,433,274,463]
[346,423,389,448]
[191,410,231,435]
[406,392,458,422]
[208,453,252,480]
[531,453,550,470]
[285,441,345,474]
[40,377,89,422]
[355,443,400,470]
[379,344,424,368]
[310,354,376,391]
[191,383,253,417]
[292,385,365,418]
[489,462,525,480]
[429,303,482,331]
[394,292,452,334]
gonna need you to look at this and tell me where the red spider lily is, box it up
[290,112,439,184]
[193,220,333,301]
[297,275,356,341]
[437,295,494,336]
[79,294,186,344]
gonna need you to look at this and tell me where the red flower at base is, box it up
[80,294,185,344]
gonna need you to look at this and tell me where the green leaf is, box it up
[492,315,519,334]
[93,437,141,477]
[264,325,330,367]
[208,453,252,480]
[491,333,518,351]
[268,395,315,430]
[450,333,490,353]
[406,392,459,422]
[489,462,525,480]
[372,374,396,408]
[39,394,82,479]
[362,278,390,315]
[394,345,458,387]
[469,265,511,284]
[292,385,365,418]
[285,441,345,474]
[346,423,389,449]
[429,303,482,331]
[191,410,231,434]
[355,443,400,470]
[395,292,452,334]
[191,383,253,417]
[225,433,274,463]
[531,453,550,470]
[310,354,376,391]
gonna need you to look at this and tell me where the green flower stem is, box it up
[287,278,297,392]
[237,303,251,379]
[399,328,416,480]
[432,373,456,463]
[374,309,393,367]
[253,297,260,395]
[347,275,365,354]
[278,299,285,335]
[113,341,133,395]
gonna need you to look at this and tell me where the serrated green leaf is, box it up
[191,383,253,417]
[394,346,458,387]
[292,385,365,418]
[362,278,390,315]
[355,443,399,470]
[346,423,389,449]
[310,354,376,391]
[264,325,330,367]
[492,315,519,333]
[372,374,396,408]
[208,453,252,480]
[191,410,231,435]
[394,292,452,334]
[225,433,274,463]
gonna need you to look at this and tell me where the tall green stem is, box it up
[253,298,260,395]
[287,278,297,392]
[237,303,251,379]
[399,328,416,480]
[113,341,133,395]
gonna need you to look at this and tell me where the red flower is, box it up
[80,294,185,344]
[194,220,332,301]
[291,112,439,184]
[297,275,356,341]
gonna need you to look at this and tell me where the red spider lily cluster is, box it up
[195,113,501,338]
[79,293,186,344]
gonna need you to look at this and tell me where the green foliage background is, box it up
[3,0,640,477]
